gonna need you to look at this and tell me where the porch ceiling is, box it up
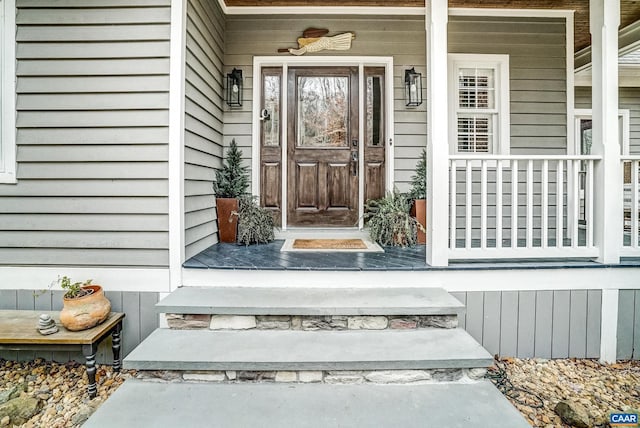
[222,0,640,52]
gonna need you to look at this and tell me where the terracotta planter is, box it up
[216,197,239,243]
[60,285,111,331]
[413,199,427,244]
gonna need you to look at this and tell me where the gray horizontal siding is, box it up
[451,289,601,358]
[449,16,568,155]
[184,0,225,259]
[0,0,172,267]
[618,289,640,360]
[0,290,158,364]
[224,15,426,194]
[575,86,640,154]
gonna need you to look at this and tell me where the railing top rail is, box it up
[621,155,640,161]
[449,155,603,161]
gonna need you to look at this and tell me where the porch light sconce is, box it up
[404,67,422,107]
[226,68,243,107]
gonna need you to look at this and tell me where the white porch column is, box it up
[425,0,449,266]
[591,0,622,264]
[168,0,187,291]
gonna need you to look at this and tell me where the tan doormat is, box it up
[281,238,384,253]
[293,238,368,250]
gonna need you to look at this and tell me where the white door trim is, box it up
[252,56,395,230]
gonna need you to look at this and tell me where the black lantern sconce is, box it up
[226,68,243,107]
[404,67,422,107]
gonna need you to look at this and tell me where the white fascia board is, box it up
[0,267,171,293]
[182,266,640,292]
[575,20,640,72]
[224,6,425,15]
[449,8,573,19]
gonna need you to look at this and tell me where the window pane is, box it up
[297,76,349,148]
[263,74,280,147]
[366,75,384,147]
[458,68,495,109]
[457,114,493,153]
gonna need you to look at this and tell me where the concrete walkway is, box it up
[84,380,530,428]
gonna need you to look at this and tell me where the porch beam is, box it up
[590,0,622,264]
[425,0,449,267]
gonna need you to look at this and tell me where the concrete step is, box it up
[156,286,465,316]
[123,328,493,371]
[84,379,530,428]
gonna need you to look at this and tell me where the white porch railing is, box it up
[621,157,640,256]
[448,155,601,259]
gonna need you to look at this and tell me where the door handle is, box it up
[351,151,358,176]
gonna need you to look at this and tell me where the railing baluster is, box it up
[556,159,564,248]
[450,160,457,250]
[496,160,503,249]
[465,161,472,250]
[586,159,594,248]
[511,160,518,249]
[542,160,549,248]
[481,160,488,249]
[526,160,533,248]
[633,160,639,249]
[570,159,579,248]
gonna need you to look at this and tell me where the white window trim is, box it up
[0,0,16,184]
[573,108,630,155]
[448,53,510,155]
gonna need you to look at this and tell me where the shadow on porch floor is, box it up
[183,240,640,271]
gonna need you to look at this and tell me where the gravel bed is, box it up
[1,358,639,427]
[0,359,135,427]
[500,358,640,427]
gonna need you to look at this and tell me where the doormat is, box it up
[281,238,384,253]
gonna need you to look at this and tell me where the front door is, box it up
[287,67,359,226]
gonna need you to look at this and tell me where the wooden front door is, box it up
[287,67,359,227]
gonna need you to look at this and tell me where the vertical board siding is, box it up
[458,289,601,359]
[617,289,640,360]
[1,0,171,267]
[575,86,640,154]
[449,16,568,154]
[0,290,158,364]
[184,0,226,259]
[223,15,426,194]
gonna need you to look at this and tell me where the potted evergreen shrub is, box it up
[56,276,111,331]
[214,139,249,243]
[364,189,422,247]
[409,149,427,244]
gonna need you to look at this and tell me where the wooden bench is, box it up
[0,310,125,399]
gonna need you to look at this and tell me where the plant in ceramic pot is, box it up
[213,139,249,243]
[57,276,111,331]
[409,149,427,244]
[365,189,423,247]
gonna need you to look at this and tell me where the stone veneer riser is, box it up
[136,368,487,385]
[165,314,458,330]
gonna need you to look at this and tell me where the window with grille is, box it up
[448,55,510,155]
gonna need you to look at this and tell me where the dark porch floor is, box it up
[183,240,640,271]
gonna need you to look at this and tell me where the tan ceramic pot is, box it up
[60,285,111,331]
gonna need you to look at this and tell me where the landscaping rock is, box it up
[554,400,591,428]
[0,397,40,426]
[0,383,25,405]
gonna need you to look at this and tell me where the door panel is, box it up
[295,162,320,209]
[261,162,281,209]
[287,67,359,227]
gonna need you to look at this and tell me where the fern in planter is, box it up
[213,139,249,198]
[365,189,422,247]
[234,196,275,246]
